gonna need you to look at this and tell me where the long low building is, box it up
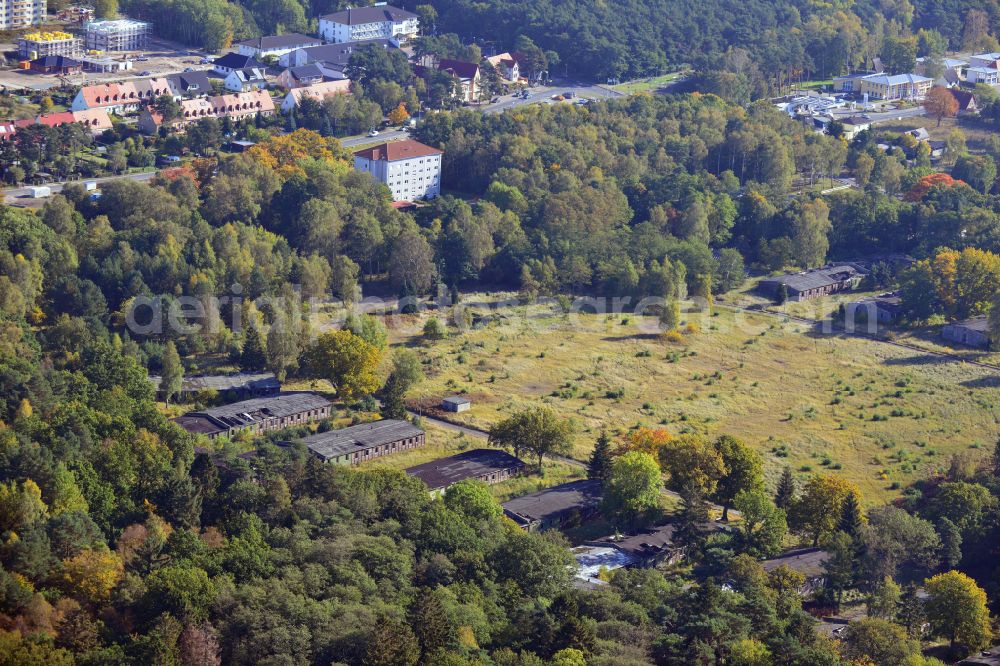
[172,392,332,440]
[5,109,113,138]
[758,264,864,302]
[138,89,276,133]
[405,448,525,493]
[502,479,603,531]
[71,78,175,114]
[298,419,425,464]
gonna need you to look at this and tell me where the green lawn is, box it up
[611,72,684,95]
[390,294,1000,503]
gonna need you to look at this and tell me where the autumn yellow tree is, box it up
[388,102,410,126]
[61,549,124,603]
[619,427,674,456]
[246,129,350,180]
[658,435,726,497]
[0,479,48,533]
[303,329,382,398]
[924,570,992,654]
[789,474,862,546]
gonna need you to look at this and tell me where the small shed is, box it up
[942,317,992,349]
[442,396,471,412]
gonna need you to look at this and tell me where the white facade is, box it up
[353,142,442,202]
[0,0,45,30]
[968,52,1000,69]
[318,5,418,44]
[85,19,151,52]
[967,66,999,85]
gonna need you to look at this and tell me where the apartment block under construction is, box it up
[18,31,82,59]
[84,18,151,52]
[0,0,46,30]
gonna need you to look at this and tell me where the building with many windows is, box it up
[296,419,425,465]
[84,18,151,52]
[353,139,442,202]
[0,0,45,30]
[235,33,321,59]
[318,4,418,45]
[18,31,81,59]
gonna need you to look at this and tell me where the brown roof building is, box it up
[353,139,443,202]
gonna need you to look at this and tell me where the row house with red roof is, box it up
[70,78,174,114]
[1,109,113,140]
[138,89,275,134]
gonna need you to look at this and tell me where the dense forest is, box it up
[2,80,1000,662]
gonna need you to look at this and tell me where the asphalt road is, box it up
[833,105,926,124]
[339,129,410,148]
[3,171,157,202]
[483,82,624,114]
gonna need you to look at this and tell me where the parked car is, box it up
[136,56,149,62]
[563,91,575,98]
[139,70,151,76]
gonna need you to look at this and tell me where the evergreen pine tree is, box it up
[381,372,407,420]
[321,114,333,137]
[938,517,963,569]
[286,109,297,132]
[588,430,613,483]
[837,491,864,538]
[240,326,267,372]
[898,583,926,637]
[774,466,795,510]
[411,592,453,657]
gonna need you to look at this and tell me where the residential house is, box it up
[761,548,831,595]
[969,52,1000,69]
[484,52,520,82]
[353,138,443,202]
[437,58,482,103]
[212,52,263,76]
[280,79,351,111]
[942,316,992,349]
[318,4,419,45]
[278,38,397,73]
[29,55,84,75]
[84,18,151,52]
[441,396,471,412]
[296,419,425,465]
[405,448,526,494]
[138,89,275,133]
[148,372,280,402]
[839,115,871,139]
[224,67,268,93]
[277,63,327,89]
[948,88,978,115]
[70,78,173,114]
[171,392,332,440]
[966,66,998,85]
[13,109,113,136]
[858,73,933,100]
[759,265,865,301]
[166,71,213,97]
[236,33,322,59]
[502,479,604,531]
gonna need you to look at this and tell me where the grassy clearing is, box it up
[391,295,1000,503]
[611,72,683,95]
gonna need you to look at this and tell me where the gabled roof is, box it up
[167,71,212,95]
[321,4,417,25]
[502,479,603,526]
[438,58,479,79]
[405,448,525,491]
[862,73,932,86]
[294,39,397,67]
[948,88,976,111]
[179,391,331,432]
[354,138,442,162]
[285,79,351,105]
[230,67,267,83]
[286,63,324,81]
[236,33,321,51]
[298,419,424,460]
[31,55,83,69]
[213,52,261,70]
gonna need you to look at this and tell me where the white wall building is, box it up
[0,0,46,31]
[353,139,442,202]
[318,4,418,45]
[966,66,999,85]
[968,52,1000,69]
[84,19,151,52]
[235,33,321,59]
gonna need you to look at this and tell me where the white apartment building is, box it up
[85,18,151,52]
[0,0,45,30]
[966,66,999,85]
[318,4,418,45]
[353,139,442,202]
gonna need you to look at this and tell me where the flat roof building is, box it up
[441,396,471,412]
[406,448,525,493]
[297,419,425,465]
[172,391,331,440]
[18,32,82,59]
[85,19,151,52]
[0,0,46,30]
[502,479,603,531]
